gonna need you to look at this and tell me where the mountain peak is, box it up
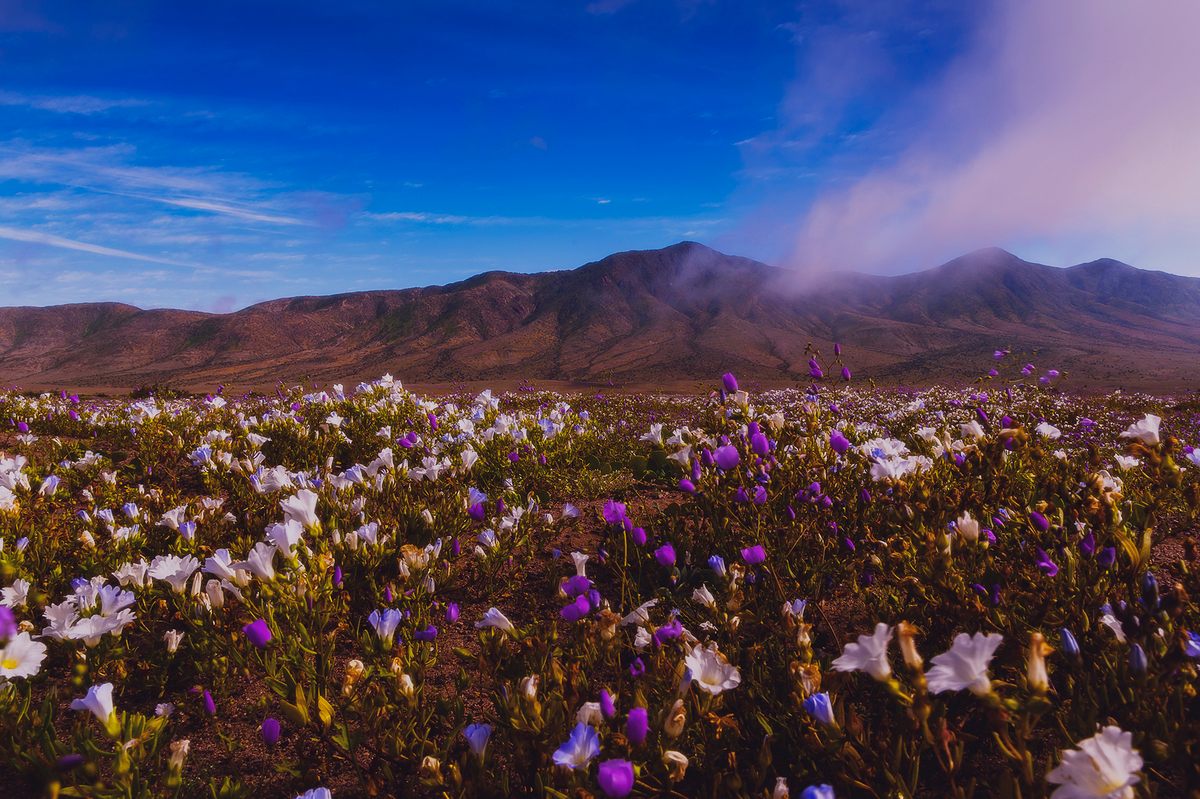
[2,243,1199,392]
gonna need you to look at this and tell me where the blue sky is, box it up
[1,0,1196,309]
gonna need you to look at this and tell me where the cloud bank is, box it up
[787,0,1200,276]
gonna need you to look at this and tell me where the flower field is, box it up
[2,358,1200,798]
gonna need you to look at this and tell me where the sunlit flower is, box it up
[70,682,116,725]
[475,607,515,633]
[831,622,893,681]
[552,723,599,769]
[683,644,742,694]
[1047,726,1142,799]
[1119,414,1160,447]
[925,632,1003,696]
[0,631,47,679]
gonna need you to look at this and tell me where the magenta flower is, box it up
[597,759,635,797]
[654,543,676,568]
[741,544,767,565]
[1036,548,1059,577]
[713,445,740,470]
[626,706,648,745]
[261,717,281,746]
[600,688,616,719]
[243,619,272,649]
[561,594,591,622]
[602,500,627,526]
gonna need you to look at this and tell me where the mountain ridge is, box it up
[2,242,1198,392]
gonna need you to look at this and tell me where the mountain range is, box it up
[1,242,1198,393]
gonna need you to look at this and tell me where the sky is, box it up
[0,0,1197,310]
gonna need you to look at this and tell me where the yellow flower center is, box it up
[1,657,18,670]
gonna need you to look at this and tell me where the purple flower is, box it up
[1029,511,1050,532]
[415,625,438,641]
[600,688,616,719]
[1098,547,1117,568]
[203,690,217,716]
[1036,548,1059,577]
[597,759,635,797]
[445,603,460,623]
[626,706,648,745]
[563,575,591,597]
[1079,530,1096,557]
[714,445,740,470]
[750,432,770,456]
[829,430,851,454]
[468,502,486,521]
[560,594,592,622]
[654,543,676,568]
[721,372,739,393]
[56,753,85,771]
[740,544,767,565]
[243,619,272,649]
[261,717,281,746]
[631,526,647,547]
[841,366,852,381]
[0,606,16,640]
[735,486,749,503]
[629,657,646,678]
[602,500,627,526]
[679,478,696,494]
[753,485,768,505]
[333,565,343,588]
[803,692,835,726]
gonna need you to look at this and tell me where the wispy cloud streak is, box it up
[0,225,194,268]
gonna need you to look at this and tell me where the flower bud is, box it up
[897,622,923,671]
[1027,632,1052,693]
[663,698,686,739]
[663,750,688,782]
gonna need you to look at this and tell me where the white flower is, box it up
[955,511,980,543]
[960,420,985,440]
[692,584,717,610]
[163,629,184,654]
[831,622,893,681]
[1100,614,1127,643]
[1114,455,1140,471]
[168,738,190,770]
[0,631,47,679]
[1119,414,1160,447]
[576,701,603,726]
[1047,726,1142,799]
[683,644,742,695]
[70,682,116,724]
[235,542,278,582]
[148,554,201,593]
[772,777,790,799]
[280,489,320,528]
[1,577,31,608]
[266,519,305,559]
[570,551,589,577]
[1036,422,1062,440]
[474,607,515,633]
[924,632,1003,696]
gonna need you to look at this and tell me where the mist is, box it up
[785,0,1200,277]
